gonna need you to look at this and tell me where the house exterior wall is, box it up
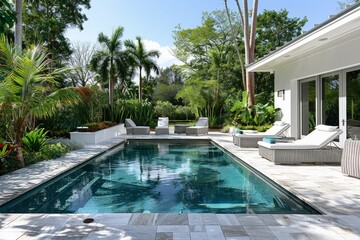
[273,36,360,138]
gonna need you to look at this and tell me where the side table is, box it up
[174,124,189,134]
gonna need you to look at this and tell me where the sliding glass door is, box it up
[321,74,340,127]
[300,80,316,135]
[344,69,360,140]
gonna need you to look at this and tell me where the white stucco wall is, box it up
[273,36,360,138]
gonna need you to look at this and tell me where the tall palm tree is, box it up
[0,35,82,167]
[15,0,22,49]
[91,26,128,105]
[124,36,160,102]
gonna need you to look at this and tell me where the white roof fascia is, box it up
[247,4,360,73]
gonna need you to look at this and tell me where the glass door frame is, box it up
[299,77,319,137]
[340,67,360,145]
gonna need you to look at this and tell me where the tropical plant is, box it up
[0,144,13,159]
[0,35,82,168]
[154,101,176,118]
[0,0,17,36]
[22,128,49,152]
[124,36,160,101]
[48,138,84,151]
[91,26,129,105]
[24,142,68,165]
[231,91,280,126]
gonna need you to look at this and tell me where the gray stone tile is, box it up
[201,214,219,225]
[221,225,248,238]
[236,215,265,226]
[290,233,311,240]
[157,225,189,233]
[128,213,158,225]
[157,213,188,225]
[85,227,124,240]
[123,225,157,240]
[173,232,191,240]
[217,214,240,225]
[94,213,131,227]
[205,225,226,240]
[190,232,208,240]
[190,225,206,232]
[225,237,250,240]
[243,225,277,239]
[156,232,173,240]
[188,214,203,225]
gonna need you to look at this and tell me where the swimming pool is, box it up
[0,140,319,214]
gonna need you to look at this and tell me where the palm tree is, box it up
[124,36,160,102]
[91,26,128,105]
[15,0,22,49]
[0,35,82,168]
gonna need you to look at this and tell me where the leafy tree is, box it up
[254,9,307,98]
[256,9,307,57]
[339,0,360,9]
[65,41,97,87]
[0,0,16,36]
[91,26,129,105]
[124,36,160,102]
[0,35,82,167]
[153,67,183,105]
[23,0,91,64]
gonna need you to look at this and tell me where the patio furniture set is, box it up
[233,122,348,166]
[125,117,208,136]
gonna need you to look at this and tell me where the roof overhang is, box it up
[247,3,360,73]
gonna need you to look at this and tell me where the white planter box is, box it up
[70,123,125,145]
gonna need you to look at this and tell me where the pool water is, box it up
[0,140,319,214]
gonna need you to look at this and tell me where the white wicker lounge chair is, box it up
[186,117,208,135]
[125,118,150,135]
[233,121,290,148]
[155,117,169,135]
[258,124,343,165]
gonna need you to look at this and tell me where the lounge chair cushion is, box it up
[258,127,342,150]
[315,124,338,132]
[263,137,277,144]
[273,121,286,126]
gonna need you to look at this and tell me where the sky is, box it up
[65,0,346,68]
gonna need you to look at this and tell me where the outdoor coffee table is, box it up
[174,124,189,134]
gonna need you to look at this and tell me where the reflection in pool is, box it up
[0,140,319,214]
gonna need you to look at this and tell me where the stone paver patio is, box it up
[0,131,360,239]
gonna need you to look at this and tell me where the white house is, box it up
[247,3,360,147]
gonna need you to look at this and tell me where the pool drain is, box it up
[83,218,94,224]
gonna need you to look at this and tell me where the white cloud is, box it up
[142,39,183,68]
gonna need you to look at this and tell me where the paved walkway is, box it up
[0,132,360,239]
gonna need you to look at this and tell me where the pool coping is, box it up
[0,132,360,239]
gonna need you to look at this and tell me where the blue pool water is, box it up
[0,140,319,214]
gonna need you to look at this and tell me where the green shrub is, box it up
[154,101,176,118]
[48,138,84,151]
[174,106,195,120]
[24,142,68,165]
[22,128,49,152]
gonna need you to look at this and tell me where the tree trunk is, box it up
[224,0,246,89]
[109,61,114,105]
[15,119,25,168]
[15,0,22,49]
[138,66,142,102]
[235,0,258,106]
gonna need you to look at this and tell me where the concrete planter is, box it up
[70,123,125,145]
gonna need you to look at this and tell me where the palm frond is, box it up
[32,87,83,118]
